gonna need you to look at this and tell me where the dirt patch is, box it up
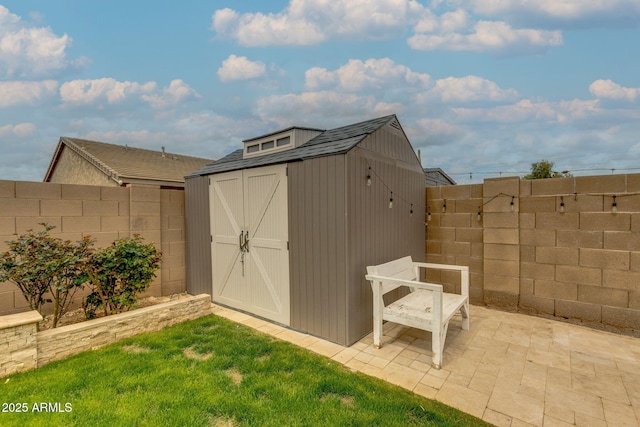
[38,293,190,331]
[122,344,151,354]
[256,353,270,362]
[320,392,355,407]
[207,415,238,427]
[183,346,213,361]
[225,368,243,385]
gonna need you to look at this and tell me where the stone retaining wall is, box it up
[0,294,212,378]
[0,311,42,377]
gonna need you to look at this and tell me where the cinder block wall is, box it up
[0,180,186,316]
[426,173,640,331]
[425,183,484,302]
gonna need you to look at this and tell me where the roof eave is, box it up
[119,177,186,188]
[43,138,65,182]
[61,137,124,183]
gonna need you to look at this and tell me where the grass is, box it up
[1,315,490,426]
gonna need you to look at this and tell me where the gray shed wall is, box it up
[288,123,425,345]
[344,125,426,344]
[288,155,348,344]
[184,175,212,297]
[345,150,426,344]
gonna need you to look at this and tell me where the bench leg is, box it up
[373,299,383,349]
[371,283,385,349]
[432,321,448,369]
[373,320,382,349]
[461,301,470,331]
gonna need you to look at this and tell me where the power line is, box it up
[447,166,640,179]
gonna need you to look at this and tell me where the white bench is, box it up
[365,256,469,369]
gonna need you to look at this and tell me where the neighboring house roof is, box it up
[189,114,400,177]
[45,137,214,187]
[424,168,457,186]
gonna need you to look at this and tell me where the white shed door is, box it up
[210,164,290,325]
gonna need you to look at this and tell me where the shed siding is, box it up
[289,156,348,344]
[358,121,424,174]
[345,127,426,344]
[288,123,425,346]
[185,175,212,297]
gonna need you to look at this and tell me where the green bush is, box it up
[82,235,161,319]
[0,224,93,327]
[0,225,161,327]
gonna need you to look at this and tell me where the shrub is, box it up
[0,224,93,327]
[82,235,161,319]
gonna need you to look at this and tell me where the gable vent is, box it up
[389,119,402,131]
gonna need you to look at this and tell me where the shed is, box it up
[185,114,425,345]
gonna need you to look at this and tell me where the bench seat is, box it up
[384,290,468,327]
[365,256,469,369]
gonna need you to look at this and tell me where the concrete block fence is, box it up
[0,180,187,316]
[426,173,640,332]
[2,175,639,334]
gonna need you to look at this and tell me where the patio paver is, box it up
[211,304,640,426]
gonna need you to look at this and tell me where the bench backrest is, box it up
[366,256,416,295]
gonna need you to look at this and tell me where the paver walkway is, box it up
[211,304,640,426]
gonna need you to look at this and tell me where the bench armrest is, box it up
[365,274,443,294]
[413,262,469,273]
[412,262,469,298]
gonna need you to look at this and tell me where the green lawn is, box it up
[1,315,489,426]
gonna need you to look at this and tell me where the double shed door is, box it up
[209,164,290,325]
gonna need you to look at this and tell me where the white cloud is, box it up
[414,9,470,33]
[142,79,201,109]
[217,55,266,82]
[59,78,156,105]
[0,80,58,107]
[212,0,425,46]
[462,0,640,25]
[211,0,633,55]
[589,79,640,102]
[213,7,326,46]
[0,5,87,78]
[0,122,36,137]
[452,98,601,123]
[408,19,563,54]
[305,58,432,91]
[414,117,466,145]
[420,75,519,103]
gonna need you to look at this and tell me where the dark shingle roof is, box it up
[189,114,396,177]
[45,137,213,184]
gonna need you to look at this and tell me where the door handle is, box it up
[239,230,249,253]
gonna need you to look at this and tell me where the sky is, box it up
[1,0,639,184]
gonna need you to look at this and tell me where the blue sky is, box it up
[1,0,639,183]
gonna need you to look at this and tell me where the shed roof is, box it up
[424,168,457,186]
[189,114,398,177]
[45,137,213,186]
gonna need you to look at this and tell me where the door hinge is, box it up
[208,177,211,185]
[210,235,213,242]
[286,166,288,176]
[287,241,289,250]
